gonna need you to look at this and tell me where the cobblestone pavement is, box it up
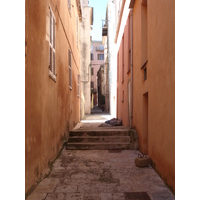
[27,149,175,200]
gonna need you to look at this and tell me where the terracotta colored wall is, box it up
[117,17,131,127]
[25,0,80,194]
[147,0,175,191]
[117,0,175,192]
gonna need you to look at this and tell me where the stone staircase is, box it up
[66,126,139,150]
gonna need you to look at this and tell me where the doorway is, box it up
[143,92,148,154]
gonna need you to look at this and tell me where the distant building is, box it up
[90,41,104,107]
[114,0,175,192]
[80,0,93,118]
[97,65,105,110]
[102,0,117,116]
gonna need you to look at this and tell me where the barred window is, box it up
[49,6,56,81]
[69,50,72,89]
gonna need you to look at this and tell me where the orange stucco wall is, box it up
[25,0,81,194]
[117,21,131,127]
[117,0,175,192]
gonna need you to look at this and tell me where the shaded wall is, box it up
[25,0,80,194]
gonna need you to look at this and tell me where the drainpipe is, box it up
[130,9,133,128]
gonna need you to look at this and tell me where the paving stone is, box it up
[26,193,47,200]
[100,193,112,200]
[27,130,174,200]
[33,178,60,193]
[83,193,101,200]
[55,185,78,193]
[71,172,87,179]
[112,193,126,200]
[65,193,84,200]
[45,193,65,200]
[149,191,175,200]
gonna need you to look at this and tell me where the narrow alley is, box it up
[25,0,175,199]
[26,107,174,200]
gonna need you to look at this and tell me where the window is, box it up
[91,67,94,75]
[49,6,56,81]
[98,54,104,60]
[128,49,131,73]
[96,45,104,51]
[77,75,80,97]
[122,90,124,102]
[68,0,71,14]
[69,50,72,89]
[144,67,147,81]
[91,53,93,60]
[91,44,93,51]
[91,81,94,89]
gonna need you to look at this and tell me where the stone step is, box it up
[65,142,131,150]
[69,130,130,137]
[68,136,131,143]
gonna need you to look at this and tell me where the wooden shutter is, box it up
[49,6,56,81]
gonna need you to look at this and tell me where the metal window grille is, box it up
[69,50,72,89]
[49,6,56,81]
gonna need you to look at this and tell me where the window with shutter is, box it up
[69,50,72,89]
[49,6,56,81]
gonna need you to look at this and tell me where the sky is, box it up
[89,0,109,41]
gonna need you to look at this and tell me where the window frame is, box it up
[97,54,104,60]
[49,5,56,81]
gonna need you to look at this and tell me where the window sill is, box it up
[141,60,148,69]
[49,71,56,82]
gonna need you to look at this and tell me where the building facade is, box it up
[90,41,104,107]
[115,0,175,192]
[80,0,93,118]
[25,0,82,195]
[102,0,118,116]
